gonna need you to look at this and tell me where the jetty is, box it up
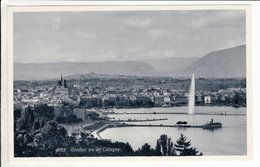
[117,124,203,128]
[91,124,115,140]
[91,120,222,139]
[89,118,222,140]
[114,118,168,122]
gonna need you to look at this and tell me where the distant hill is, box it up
[183,45,246,78]
[14,45,246,80]
[14,61,161,80]
[142,57,199,76]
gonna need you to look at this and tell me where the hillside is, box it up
[142,57,199,76]
[14,45,246,80]
[183,45,246,78]
[14,61,161,80]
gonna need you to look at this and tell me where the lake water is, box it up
[100,106,247,155]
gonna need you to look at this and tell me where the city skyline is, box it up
[14,10,245,63]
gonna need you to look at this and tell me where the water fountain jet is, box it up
[188,73,195,114]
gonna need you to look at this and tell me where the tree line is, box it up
[14,105,201,157]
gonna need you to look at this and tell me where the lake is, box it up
[100,106,247,155]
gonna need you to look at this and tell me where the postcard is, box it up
[1,2,253,166]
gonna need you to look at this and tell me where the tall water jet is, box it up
[188,72,195,114]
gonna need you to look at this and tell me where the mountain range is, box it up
[142,57,199,76]
[14,61,161,80]
[183,45,246,78]
[14,44,246,80]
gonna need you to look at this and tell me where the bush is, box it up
[34,104,55,120]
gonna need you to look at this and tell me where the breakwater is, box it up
[114,118,168,122]
[117,124,203,128]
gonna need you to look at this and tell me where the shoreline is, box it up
[91,124,116,140]
[90,121,221,140]
[107,112,246,116]
[100,105,247,110]
[70,106,245,141]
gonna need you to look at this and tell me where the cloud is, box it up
[125,17,151,28]
[147,49,176,59]
[148,29,163,39]
[74,31,96,40]
[13,10,246,63]
[51,16,62,30]
[191,10,245,29]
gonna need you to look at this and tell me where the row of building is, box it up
[14,76,247,120]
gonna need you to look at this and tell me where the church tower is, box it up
[61,74,64,86]
[55,74,69,95]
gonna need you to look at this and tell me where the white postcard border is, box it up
[1,1,256,166]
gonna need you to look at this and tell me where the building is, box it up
[73,108,99,121]
[54,74,69,95]
[73,108,86,121]
[163,96,171,103]
[204,95,211,104]
[153,95,164,105]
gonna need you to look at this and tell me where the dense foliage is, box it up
[55,115,82,124]
[174,134,200,156]
[14,104,201,157]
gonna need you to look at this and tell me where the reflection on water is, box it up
[100,106,247,155]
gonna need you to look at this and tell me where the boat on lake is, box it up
[203,118,222,129]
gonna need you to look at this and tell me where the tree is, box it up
[64,80,68,88]
[62,101,74,117]
[167,137,174,156]
[14,107,22,120]
[232,92,240,107]
[155,140,162,156]
[34,104,55,120]
[160,135,167,156]
[32,118,40,131]
[14,105,23,131]
[174,133,199,156]
[27,109,35,130]
[33,121,68,156]
[155,134,176,156]
[22,106,34,130]
[136,143,155,156]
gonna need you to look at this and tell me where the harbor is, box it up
[91,117,223,140]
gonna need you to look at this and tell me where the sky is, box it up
[13,10,246,63]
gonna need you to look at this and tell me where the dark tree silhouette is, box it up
[64,80,68,88]
[155,140,162,156]
[57,80,62,86]
[136,143,155,156]
[34,104,55,120]
[32,118,40,131]
[22,106,35,130]
[174,133,199,156]
[160,135,167,156]
[156,134,176,156]
[232,92,240,107]
[14,108,22,120]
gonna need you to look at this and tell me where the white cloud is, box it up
[148,29,163,39]
[216,10,244,20]
[125,17,151,28]
[191,10,245,29]
[14,10,245,63]
[146,49,176,59]
[74,31,96,40]
[52,16,62,30]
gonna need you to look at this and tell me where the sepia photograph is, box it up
[6,5,251,159]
